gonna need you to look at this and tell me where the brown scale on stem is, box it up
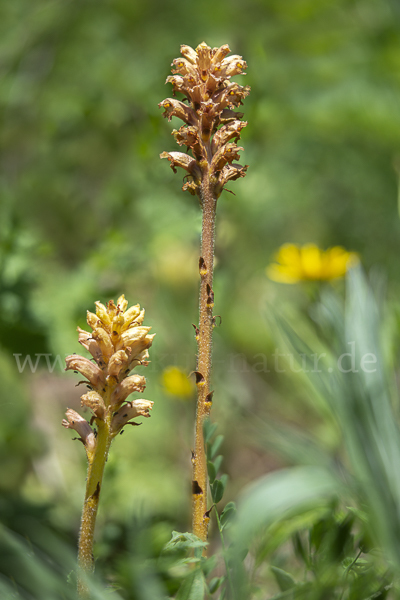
[159,42,249,544]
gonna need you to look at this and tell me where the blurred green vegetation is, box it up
[2,0,400,597]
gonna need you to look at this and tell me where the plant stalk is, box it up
[192,170,216,543]
[77,417,112,596]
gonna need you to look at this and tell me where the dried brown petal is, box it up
[81,391,106,419]
[111,399,154,434]
[125,334,155,364]
[117,326,152,351]
[172,125,199,147]
[77,327,104,364]
[62,408,96,450]
[211,143,244,173]
[216,55,247,78]
[91,327,114,362]
[226,84,251,108]
[219,108,244,124]
[196,42,212,80]
[107,349,130,379]
[216,163,249,195]
[171,57,197,78]
[182,180,200,196]
[127,349,150,372]
[211,120,247,153]
[211,44,231,65]
[214,83,250,109]
[158,98,197,126]
[65,354,105,390]
[160,151,202,180]
[180,44,197,64]
[110,374,147,406]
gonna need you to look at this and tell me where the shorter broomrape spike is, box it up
[63,296,155,594]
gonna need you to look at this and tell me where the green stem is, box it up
[77,417,112,597]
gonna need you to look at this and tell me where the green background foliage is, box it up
[2,0,400,597]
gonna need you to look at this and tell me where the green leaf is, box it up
[270,566,296,592]
[210,434,224,459]
[213,455,223,473]
[176,570,206,600]
[220,501,237,530]
[207,461,217,484]
[212,479,225,504]
[292,532,308,566]
[163,531,208,554]
[208,576,224,594]
[220,473,228,490]
[201,554,217,577]
[234,466,340,550]
[203,420,217,444]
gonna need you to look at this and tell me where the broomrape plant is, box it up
[63,295,154,595]
[159,41,249,544]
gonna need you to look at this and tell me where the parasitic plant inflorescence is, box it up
[63,295,154,595]
[159,42,249,199]
[159,42,249,544]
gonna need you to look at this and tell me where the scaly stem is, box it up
[77,416,112,597]
[192,171,216,543]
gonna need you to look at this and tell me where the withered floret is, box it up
[159,42,249,198]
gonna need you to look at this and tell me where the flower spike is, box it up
[159,43,250,545]
[63,295,155,591]
[159,42,249,198]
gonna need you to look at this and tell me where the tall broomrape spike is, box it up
[159,43,249,544]
[63,295,154,596]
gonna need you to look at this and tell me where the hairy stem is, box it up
[77,417,112,597]
[192,170,216,542]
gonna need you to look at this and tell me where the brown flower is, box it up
[159,42,249,198]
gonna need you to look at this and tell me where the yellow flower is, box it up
[266,244,359,284]
[162,366,194,399]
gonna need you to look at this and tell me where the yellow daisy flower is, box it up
[162,366,194,399]
[266,244,359,284]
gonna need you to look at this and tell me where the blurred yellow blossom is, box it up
[266,244,359,284]
[162,366,194,399]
